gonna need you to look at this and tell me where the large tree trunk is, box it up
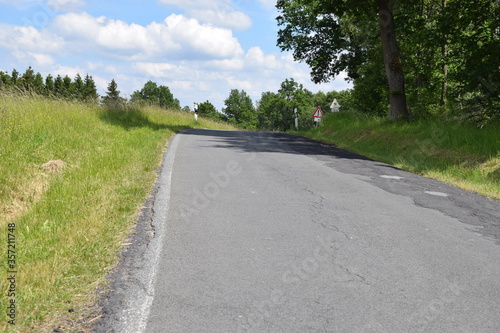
[377,0,410,120]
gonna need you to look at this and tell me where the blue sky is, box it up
[0,0,351,110]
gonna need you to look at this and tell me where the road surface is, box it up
[97,129,500,333]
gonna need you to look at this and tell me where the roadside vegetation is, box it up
[297,113,499,199]
[0,92,234,332]
[0,1,498,329]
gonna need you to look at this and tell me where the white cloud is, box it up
[28,52,55,66]
[158,0,252,30]
[245,46,279,69]
[0,25,64,52]
[49,12,243,61]
[134,62,181,78]
[47,0,85,11]
[0,2,352,112]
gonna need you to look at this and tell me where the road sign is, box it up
[330,99,340,112]
[312,106,324,118]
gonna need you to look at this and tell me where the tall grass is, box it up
[298,113,500,199]
[0,93,235,332]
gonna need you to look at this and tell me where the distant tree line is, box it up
[0,66,183,111]
[0,66,99,101]
[199,78,351,131]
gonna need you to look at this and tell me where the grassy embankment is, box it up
[0,93,235,332]
[297,112,499,199]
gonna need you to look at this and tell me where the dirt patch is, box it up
[41,160,66,173]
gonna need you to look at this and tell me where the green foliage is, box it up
[197,100,226,121]
[83,74,99,102]
[257,91,287,130]
[102,79,126,108]
[131,80,181,110]
[0,93,236,332]
[223,89,258,129]
[276,0,499,124]
[300,112,499,198]
[276,0,374,84]
[257,78,351,131]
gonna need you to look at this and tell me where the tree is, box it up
[72,74,84,100]
[0,71,12,86]
[11,69,19,86]
[198,101,225,121]
[223,89,257,129]
[62,75,72,98]
[83,74,99,102]
[131,81,180,110]
[278,78,315,129]
[276,0,410,120]
[19,66,35,91]
[257,78,320,131]
[33,72,44,94]
[44,74,55,96]
[102,79,125,108]
[257,91,287,130]
[54,75,63,97]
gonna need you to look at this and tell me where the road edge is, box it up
[93,133,180,333]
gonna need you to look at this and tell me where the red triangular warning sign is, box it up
[312,107,324,118]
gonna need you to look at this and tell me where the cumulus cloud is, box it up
[134,62,182,78]
[158,0,252,30]
[49,12,243,60]
[0,25,64,52]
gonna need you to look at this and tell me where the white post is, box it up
[294,108,298,130]
[194,103,198,121]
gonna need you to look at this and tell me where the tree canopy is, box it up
[276,0,499,123]
[223,89,258,129]
[131,81,181,110]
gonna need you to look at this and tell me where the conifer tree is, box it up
[34,72,44,94]
[19,66,35,91]
[45,74,55,96]
[11,69,19,86]
[54,75,63,97]
[62,75,72,98]
[83,74,99,102]
[102,79,125,108]
[73,74,84,100]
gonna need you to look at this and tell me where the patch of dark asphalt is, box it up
[281,133,500,245]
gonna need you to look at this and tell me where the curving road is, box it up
[97,129,500,333]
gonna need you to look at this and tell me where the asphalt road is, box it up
[97,129,500,333]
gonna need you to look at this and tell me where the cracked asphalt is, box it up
[96,129,500,333]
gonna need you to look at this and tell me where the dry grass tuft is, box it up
[41,160,66,173]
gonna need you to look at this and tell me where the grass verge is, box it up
[296,112,499,199]
[0,93,235,332]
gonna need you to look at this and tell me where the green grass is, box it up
[0,93,235,332]
[296,112,500,199]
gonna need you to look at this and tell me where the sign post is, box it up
[294,108,298,131]
[311,106,324,127]
[330,99,340,113]
[193,103,199,121]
